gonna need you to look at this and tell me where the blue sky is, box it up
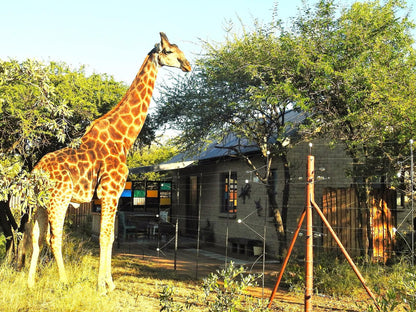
[0,0,322,83]
[0,0,414,85]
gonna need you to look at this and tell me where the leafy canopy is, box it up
[0,58,156,205]
[156,0,416,184]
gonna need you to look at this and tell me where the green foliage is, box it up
[0,233,5,259]
[0,59,72,165]
[0,158,54,216]
[158,262,269,312]
[282,256,416,311]
[313,257,361,297]
[202,261,267,312]
[288,0,416,182]
[159,285,196,311]
[156,25,300,166]
[0,58,157,210]
[127,141,177,181]
[359,259,416,312]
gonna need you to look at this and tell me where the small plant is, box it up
[360,286,402,312]
[159,285,183,312]
[159,285,195,312]
[202,261,268,312]
[357,260,416,312]
[0,233,6,259]
[282,262,304,293]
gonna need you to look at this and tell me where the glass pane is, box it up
[160,182,171,191]
[134,190,145,198]
[121,190,131,197]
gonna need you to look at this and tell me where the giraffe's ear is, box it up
[160,32,170,47]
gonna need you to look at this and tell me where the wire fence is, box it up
[66,142,416,284]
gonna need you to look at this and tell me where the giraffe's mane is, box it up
[81,53,155,139]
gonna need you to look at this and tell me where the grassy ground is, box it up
[0,253,362,312]
[1,233,410,311]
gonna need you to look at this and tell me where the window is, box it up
[221,172,237,213]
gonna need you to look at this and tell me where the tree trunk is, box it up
[280,155,290,255]
[267,183,286,259]
[351,159,371,261]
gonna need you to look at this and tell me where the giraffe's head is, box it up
[155,32,191,72]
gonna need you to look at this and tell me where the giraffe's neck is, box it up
[81,52,159,152]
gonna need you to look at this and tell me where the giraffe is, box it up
[24,32,191,292]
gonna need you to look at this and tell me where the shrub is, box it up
[0,233,5,259]
[159,262,270,312]
[202,261,268,312]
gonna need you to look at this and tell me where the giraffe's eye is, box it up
[163,49,173,55]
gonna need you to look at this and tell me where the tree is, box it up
[127,140,178,181]
[0,58,157,230]
[0,58,157,176]
[282,0,416,257]
[155,22,305,254]
[0,59,72,169]
[155,0,416,257]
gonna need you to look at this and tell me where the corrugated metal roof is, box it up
[163,110,306,165]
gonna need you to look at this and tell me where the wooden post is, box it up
[305,155,314,312]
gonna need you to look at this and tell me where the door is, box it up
[186,176,199,237]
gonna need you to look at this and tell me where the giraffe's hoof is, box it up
[60,277,69,285]
[97,281,108,295]
[107,280,116,292]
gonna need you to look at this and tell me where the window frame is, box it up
[221,171,238,214]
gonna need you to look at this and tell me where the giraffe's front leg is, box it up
[49,208,69,285]
[98,198,117,293]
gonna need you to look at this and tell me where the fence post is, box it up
[305,155,314,312]
[174,218,178,271]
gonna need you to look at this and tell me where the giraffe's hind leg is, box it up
[48,198,71,285]
[27,208,48,288]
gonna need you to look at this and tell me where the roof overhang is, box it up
[129,160,195,174]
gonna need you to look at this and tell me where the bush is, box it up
[202,261,268,312]
[281,256,416,311]
[281,257,361,296]
[359,259,416,312]
[159,262,269,312]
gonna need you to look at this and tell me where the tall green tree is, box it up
[289,0,416,173]
[0,59,156,202]
[155,24,304,254]
[155,0,416,257]
[285,0,416,256]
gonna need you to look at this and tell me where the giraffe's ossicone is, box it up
[23,32,190,292]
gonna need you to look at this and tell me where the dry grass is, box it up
[0,235,368,312]
[0,236,204,312]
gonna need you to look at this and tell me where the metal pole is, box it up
[305,155,314,312]
[262,224,266,298]
[263,150,270,299]
[174,218,178,271]
[225,170,231,266]
[196,173,202,279]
